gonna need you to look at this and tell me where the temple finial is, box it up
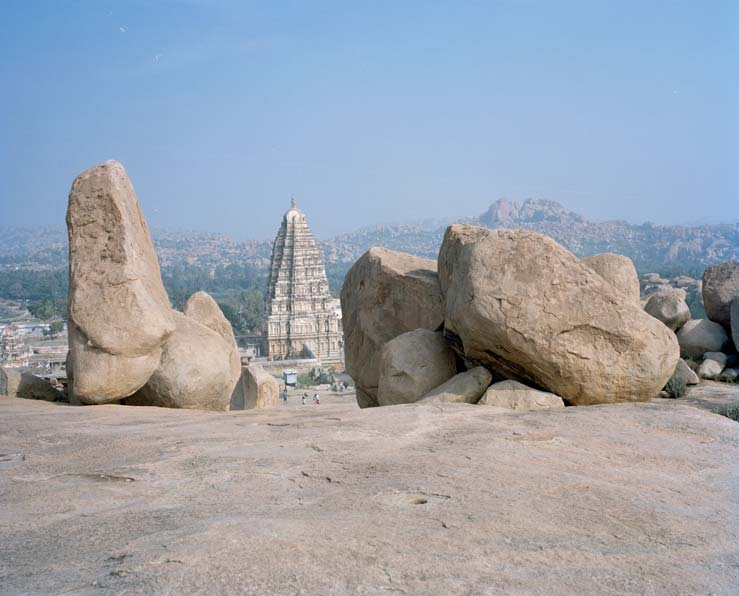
[290,195,296,209]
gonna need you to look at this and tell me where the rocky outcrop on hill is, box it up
[340,248,444,408]
[67,161,239,410]
[438,225,679,405]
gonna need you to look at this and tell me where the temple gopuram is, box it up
[264,198,342,363]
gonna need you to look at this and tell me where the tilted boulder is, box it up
[66,161,175,404]
[676,319,729,360]
[581,253,640,303]
[674,359,700,386]
[230,364,280,410]
[702,262,739,329]
[128,311,240,411]
[644,289,691,332]
[419,366,492,404]
[1,367,62,402]
[341,248,444,408]
[479,380,565,410]
[377,329,456,406]
[438,225,680,405]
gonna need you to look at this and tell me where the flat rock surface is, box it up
[1,392,738,595]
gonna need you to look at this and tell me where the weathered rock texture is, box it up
[479,380,565,410]
[0,367,21,397]
[341,248,444,408]
[128,311,239,411]
[377,329,456,406]
[3,396,737,595]
[581,253,640,303]
[676,319,730,360]
[66,161,175,404]
[419,366,492,404]
[732,297,739,351]
[439,225,679,405]
[644,289,691,332]
[702,261,739,329]
[230,364,280,410]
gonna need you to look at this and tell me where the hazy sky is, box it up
[1,1,737,239]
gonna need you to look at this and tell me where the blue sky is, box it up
[1,0,737,239]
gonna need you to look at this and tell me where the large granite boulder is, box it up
[702,261,739,329]
[377,329,456,406]
[676,319,730,360]
[184,291,241,390]
[581,253,640,303]
[419,366,492,404]
[732,297,739,351]
[128,311,239,411]
[341,248,444,408]
[479,380,565,410]
[231,364,280,410]
[438,225,680,405]
[644,289,691,332]
[66,161,175,404]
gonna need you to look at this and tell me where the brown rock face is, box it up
[702,261,739,329]
[581,253,640,303]
[129,311,240,411]
[377,329,457,406]
[438,225,680,405]
[341,248,444,408]
[66,161,174,404]
[231,364,280,410]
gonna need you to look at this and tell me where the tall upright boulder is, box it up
[230,364,280,410]
[581,253,640,303]
[732,297,739,352]
[341,248,444,408]
[438,225,679,405]
[702,262,739,329]
[66,161,175,404]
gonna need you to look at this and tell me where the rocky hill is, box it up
[2,199,738,280]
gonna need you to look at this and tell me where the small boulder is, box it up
[377,329,456,406]
[1,367,61,401]
[697,358,724,380]
[676,319,729,360]
[719,368,739,382]
[419,366,492,404]
[731,297,739,351]
[674,359,700,386]
[702,261,739,329]
[581,253,640,303]
[341,248,444,408]
[479,380,565,410]
[439,225,679,405]
[230,364,280,410]
[644,289,691,332]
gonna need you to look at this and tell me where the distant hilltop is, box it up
[1,199,738,278]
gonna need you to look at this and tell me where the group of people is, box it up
[281,388,319,406]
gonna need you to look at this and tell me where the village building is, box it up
[264,198,342,363]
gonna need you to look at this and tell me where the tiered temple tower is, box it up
[264,198,341,362]
[0,324,31,368]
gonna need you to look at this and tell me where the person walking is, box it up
[301,394,307,406]
[282,388,288,405]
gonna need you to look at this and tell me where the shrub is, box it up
[664,373,687,398]
[716,403,739,422]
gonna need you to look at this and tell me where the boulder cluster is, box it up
[65,160,266,411]
[341,225,680,408]
[656,261,739,382]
